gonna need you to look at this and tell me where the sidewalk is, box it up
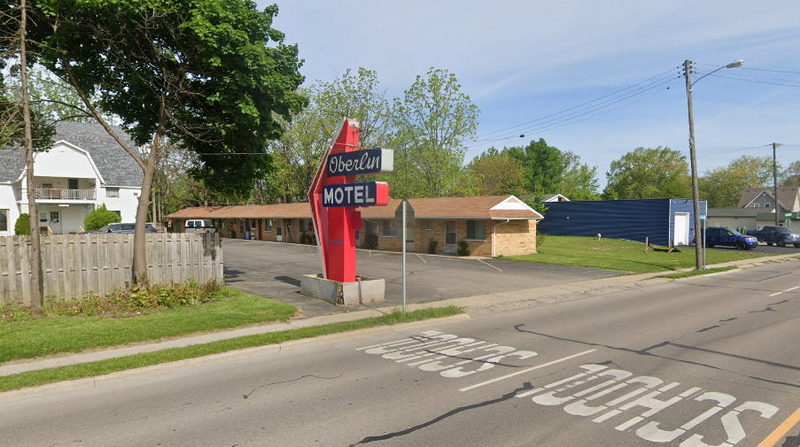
[1,252,796,378]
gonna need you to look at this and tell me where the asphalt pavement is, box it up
[223,238,617,316]
[1,259,798,446]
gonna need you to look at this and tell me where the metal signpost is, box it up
[308,118,393,283]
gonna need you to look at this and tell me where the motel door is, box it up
[445,221,457,254]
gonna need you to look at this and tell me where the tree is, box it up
[559,151,599,200]
[505,138,564,194]
[84,204,121,231]
[264,68,391,203]
[781,160,800,187]
[461,148,526,196]
[700,155,775,207]
[14,213,29,235]
[389,67,479,198]
[30,0,305,281]
[603,147,691,199]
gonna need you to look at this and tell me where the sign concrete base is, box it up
[300,274,386,306]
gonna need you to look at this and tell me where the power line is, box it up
[473,66,681,141]
[471,74,680,146]
[694,71,800,89]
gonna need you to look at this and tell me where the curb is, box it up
[0,313,470,399]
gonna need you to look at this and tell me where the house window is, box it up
[764,203,771,208]
[383,219,397,237]
[107,187,120,198]
[0,209,8,231]
[466,220,486,240]
[266,219,273,232]
[50,211,60,223]
[68,178,79,190]
[425,219,433,230]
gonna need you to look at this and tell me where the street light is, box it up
[683,59,743,270]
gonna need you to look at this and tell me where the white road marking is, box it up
[769,285,798,297]
[459,349,597,392]
[476,259,502,272]
[415,254,427,264]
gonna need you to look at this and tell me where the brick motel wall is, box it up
[360,218,537,257]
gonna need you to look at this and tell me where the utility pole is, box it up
[773,142,780,226]
[683,59,703,271]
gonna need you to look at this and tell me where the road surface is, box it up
[1,260,799,446]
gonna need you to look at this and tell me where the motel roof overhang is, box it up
[166,195,543,222]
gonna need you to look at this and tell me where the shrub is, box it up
[428,239,438,254]
[48,280,225,317]
[364,231,378,249]
[84,204,121,231]
[457,240,470,256]
[14,213,30,235]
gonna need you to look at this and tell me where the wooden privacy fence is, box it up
[0,233,224,305]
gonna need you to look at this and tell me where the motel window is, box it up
[466,220,486,241]
[425,219,433,230]
[266,219,273,232]
[0,209,8,231]
[383,219,397,237]
[106,187,120,198]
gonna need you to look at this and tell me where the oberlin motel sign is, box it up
[308,118,393,282]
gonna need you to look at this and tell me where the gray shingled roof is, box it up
[0,121,143,187]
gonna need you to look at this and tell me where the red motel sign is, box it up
[308,119,392,282]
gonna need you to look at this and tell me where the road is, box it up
[1,260,799,446]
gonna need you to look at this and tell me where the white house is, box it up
[0,122,143,236]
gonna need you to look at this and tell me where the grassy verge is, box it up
[658,266,737,279]
[507,236,767,273]
[0,306,462,392]
[0,288,297,363]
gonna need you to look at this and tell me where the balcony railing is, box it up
[34,188,96,200]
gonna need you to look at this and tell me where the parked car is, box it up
[184,219,216,233]
[704,227,758,250]
[86,223,158,234]
[747,226,800,247]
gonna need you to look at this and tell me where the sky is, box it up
[260,0,800,188]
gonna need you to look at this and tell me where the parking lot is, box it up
[222,239,617,316]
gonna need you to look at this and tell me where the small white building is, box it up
[0,122,143,236]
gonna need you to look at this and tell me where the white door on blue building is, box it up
[674,212,690,246]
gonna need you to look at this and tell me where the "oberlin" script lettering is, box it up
[327,148,392,177]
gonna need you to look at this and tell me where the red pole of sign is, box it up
[308,119,362,282]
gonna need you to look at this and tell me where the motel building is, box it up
[166,195,542,257]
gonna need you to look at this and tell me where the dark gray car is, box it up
[87,223,157,234]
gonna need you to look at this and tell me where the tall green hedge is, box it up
[84,205,121,231]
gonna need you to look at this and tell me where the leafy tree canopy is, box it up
[505,138,564,194]
[29,0,306,196]
[781,160,800,188]
[461,147,526,196]
[700,155,776,207]
[389,67,478,198]
[603,146,691,199]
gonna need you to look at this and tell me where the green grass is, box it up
[658,266,737,279]
[0,306,462,392]
[507,236,767,274]
[0,288,297,363]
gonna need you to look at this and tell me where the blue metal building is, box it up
[538,198,708,247]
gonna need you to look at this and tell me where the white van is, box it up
[184,219,216,233]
